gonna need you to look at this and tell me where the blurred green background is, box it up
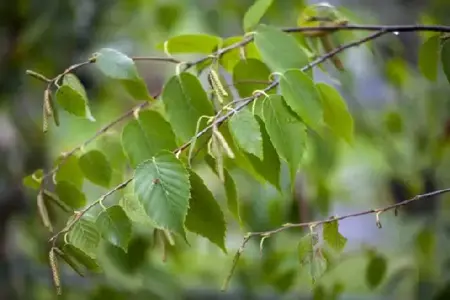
[2,0,450,299]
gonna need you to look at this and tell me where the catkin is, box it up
[42,106,49,133]
[209,69,228,103]
[49,248,62,295]
[37,191,53,232]
[44,89,53,116]
[320,35,344,71]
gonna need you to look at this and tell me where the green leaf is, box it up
[57,74,95,121]
[96,134,127,170]
[418,35,440,81]
[366,252,387,289]
[229,108,263,159]
[196,57,214,75]
[246,116,281,190]
[120,78,152,101]
[54,248,85,277]
[122,110,177,168]
[322,219,347,254]
[63,244,101,272]
[185,171,227,252]
[243,0,274,32]
[232,59,272,117]
[254,25,309,73]
[55,181,86,209]
[162,73,214,143]
[316,83,354,143]
[119,195,154,227]
[280,69,323,131]
[262,95,307,179]
[133,151,190,238]
[204,155,241,225]
[219,125,262,177]
[94,48,150,100]
[43,190,72,213]
[232,59,271,99]
[54,155,84,189]
[441,40,450,84]
[219,37,261,72]
[298,233,317,264]
[311,252,327,284]
[78,150,112,188]
[68,218,101,258]
[96,205,132,251]
[224,169,241,224]
[56,84,95,121]
[157,34,222,54]
[23,169,43,190]
[63,74,87,97]
[94,48,139,79]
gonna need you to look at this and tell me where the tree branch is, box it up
[221,187,450,290]
[131,56,181,64]
[49,178,133,244]
[183,24,450,70]
[178,30,387,153]
[283,24,450,34]
[48,30,386,244]
[34,24,450,183]
[44,24,450,245]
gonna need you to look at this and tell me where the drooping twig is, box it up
[49,178,132,244]
[131,56,181,64]
[221,234,252,291]
[221,187,450,290]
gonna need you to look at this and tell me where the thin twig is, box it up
[221,234,252,291]
[26,70,52,83]
[53,60,95,86]
[132,56,181,64]
[282,24,450,34]
[49,178,132,244]
[221,187,450,290]
[42,97,157,182]
[42,80,267,182]
[251,187,450,237]
[183,24,450,70]
[183,35,254,71]
[178,30,387,154]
